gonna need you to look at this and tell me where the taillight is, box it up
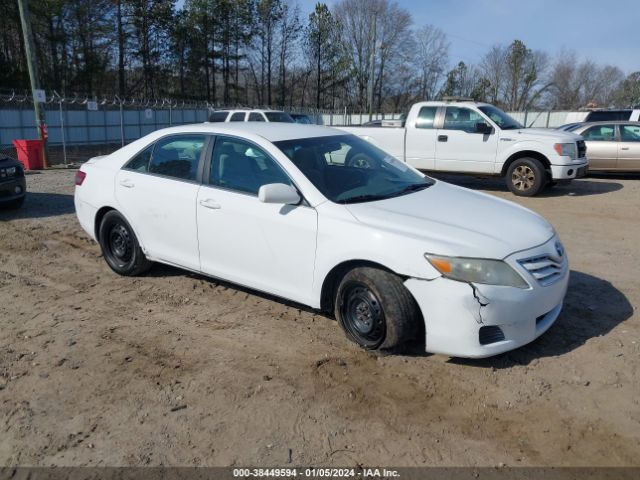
[75,170,87,186]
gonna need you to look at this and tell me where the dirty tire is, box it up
[506,157,546,197]
[334,267,420,351]
[98,210,152,276]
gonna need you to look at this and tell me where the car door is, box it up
[618,124,640,171]
[115,134,207,271]
[405,106,438,169]
[580,124,617,170]
[196,135,317,303]
[435,106,498,173]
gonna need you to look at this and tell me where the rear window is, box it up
[209,111,229,122]
[586,110,631,122]
[264,112,294,123]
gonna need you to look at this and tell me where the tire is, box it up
[98,210,152,276]
[334,267,420,351]
[506,157,546,197]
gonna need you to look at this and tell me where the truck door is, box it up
[405,106,438,170]
[435,106,498,173]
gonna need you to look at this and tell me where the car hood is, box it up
[0,156,21,168]
[508,128,581,142]
[344,181,554,259]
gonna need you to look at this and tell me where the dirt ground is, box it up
[0,169,638,467]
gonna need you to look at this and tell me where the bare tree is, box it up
[414,25,448,101]
[480,45,507,105]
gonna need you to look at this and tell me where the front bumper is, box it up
[0,177,26,203]
[405,237,570,358]
[550,158,588,180]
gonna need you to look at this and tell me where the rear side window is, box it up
[124,145,153,172]
[210,137,291,195]
[149,135,206,181]
[582,125,615,141]
[586,111,631,122]
[264,112,294,123]
[230,112,246,122]
[415,107,437,129]
[248,112,266,122]
[209,111,229,122]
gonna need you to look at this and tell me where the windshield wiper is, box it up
[340,194,391,204]
[387,183,432,198]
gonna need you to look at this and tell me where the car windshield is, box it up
[274,134,433,203]
[478,105,523,130]
[264,112,295,123]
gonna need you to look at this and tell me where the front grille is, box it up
[479,326,505,345]
[518,254,565,287]
[577,140,586,158]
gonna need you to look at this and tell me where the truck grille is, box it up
[577,140,586,158]
[518,254,565,287]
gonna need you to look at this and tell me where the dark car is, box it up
[0,156,26,209]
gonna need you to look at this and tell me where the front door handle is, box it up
[438,135,448,142]
[199,198,221,210]
[119,179,135,188]
[621,147,630,151]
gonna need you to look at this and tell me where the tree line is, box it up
[1,0,639,112]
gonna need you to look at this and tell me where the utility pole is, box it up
[17,0,48,167]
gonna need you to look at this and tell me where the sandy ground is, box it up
[0,169,638,467]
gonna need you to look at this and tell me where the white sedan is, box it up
[74,123,569,358]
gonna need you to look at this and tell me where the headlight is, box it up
[553,143,577,159]
[6,167,16,176]
[425,254,529,289]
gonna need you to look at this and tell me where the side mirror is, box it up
[258,183,301,205]
[474,122,493,135]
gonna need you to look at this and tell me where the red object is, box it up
[74,170,86,186]
[39,123,49,141]
[12,139,44,170]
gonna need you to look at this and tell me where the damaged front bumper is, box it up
[404,237,570,358]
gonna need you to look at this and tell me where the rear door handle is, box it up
[119,179,135,188]
[438,135,448,142]
[621,147,630,150]
[199,198,221,210]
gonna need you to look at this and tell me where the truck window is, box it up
[248,112,266,122]
[209,111,229,122]
[620,125,640,142]
[443,107,483,133]
[230,112,246,122]
[416,107,437,129]
[586,110,631,122]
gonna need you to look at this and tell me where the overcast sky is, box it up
[297,0,639,74]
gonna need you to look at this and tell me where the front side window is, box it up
[148,135,206,181]
[582,125,615,141]
[415,107,437,129]
[443,107,486,133]
[248,112,266,122]
[210,137,292,195]
[124,145,153,172]
[229,112,246,122]
[274,134,433,203]
[620,124,640,142]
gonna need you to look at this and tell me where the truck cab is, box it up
[339,100,589,196]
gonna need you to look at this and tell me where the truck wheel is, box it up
[506,158,546,196]
[99,210,152,276]
[334,267,420,351]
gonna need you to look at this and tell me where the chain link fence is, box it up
[0,91,578,165]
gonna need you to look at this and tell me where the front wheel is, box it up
[334,267,420,351]
[506,157,546,197]
[98,210,152,276]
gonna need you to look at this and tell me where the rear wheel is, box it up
[506,157,546,197]
[334,267,420,351]
[98,210,152,276]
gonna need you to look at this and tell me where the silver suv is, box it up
[208,109,294,123]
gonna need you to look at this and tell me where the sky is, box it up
[297,0,639,74]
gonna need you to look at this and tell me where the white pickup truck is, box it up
[337,100,589,196]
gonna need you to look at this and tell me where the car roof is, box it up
[574,120,640,128]
[149,122,344,142]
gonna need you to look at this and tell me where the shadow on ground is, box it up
[431,173,624,197]
[450,270,633,368]
[0,192,75,220]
